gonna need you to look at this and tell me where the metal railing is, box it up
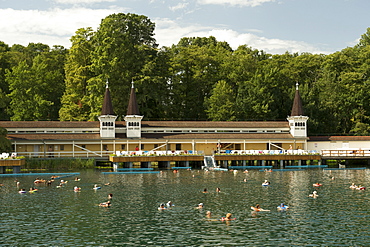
[321,150,370,157]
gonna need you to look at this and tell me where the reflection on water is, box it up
[0,169,370,246]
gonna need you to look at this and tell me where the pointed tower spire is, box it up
[126,80,140,116]
[124,80,143,138]
[287,82,309,139]
[290,82,304,116]
[101,80,115,116]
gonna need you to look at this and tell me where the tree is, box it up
[166,36,232,120]
[87,13,158,119]
[0,127,11,153]
[59,28,94,121]
[205,80,236,121]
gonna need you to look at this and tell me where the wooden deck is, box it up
[0,159,25,167]
[110,154,321,163]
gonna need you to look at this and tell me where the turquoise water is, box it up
[0,169,369,246]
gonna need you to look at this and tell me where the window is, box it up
[141,144,145,150]
[121,144,125,150]
[176,144,181,150]
[154,144,158,149]
[60,145,64,151]
[103,145,108,151]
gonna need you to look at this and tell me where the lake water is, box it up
[0,168,369,246]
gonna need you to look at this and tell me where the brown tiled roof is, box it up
[0,121,99,128]
[0,120,289,129]
[7,133,101,141]
[118,132,297,140]
[309,136,370,141]
[126,84,140,115]
[291,88,304,116]
[101,87,115,115]
[138,121,289,128]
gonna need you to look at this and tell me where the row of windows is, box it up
[295,122,306,127]
[128,122,140,127]
[102,122,114,126]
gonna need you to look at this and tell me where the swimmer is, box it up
[356,185,366,190]
[243,169,248,173]
[216,187,221,192]
[166,201,174,207]
[251,204,270,212]
[18,188,26,194]
[262,180,270,186]
[74,186,81,192]
[277,203,289,211]
[349,183,358,189]
[203,188,208,193]
[313,183,322,187]
[221,213,236,221]
[108,193,113,199]
[309,191,318,198]
[105,183,111,186]
[99,201,111,207]
[75,177,80,181]
[196,203,204,209]
[242,178,247,183]
[29,187,38,193]
[93,184,101,190]
[206,211,212,218]
[158,203,167,210]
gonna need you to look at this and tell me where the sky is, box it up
[0,0,369,54]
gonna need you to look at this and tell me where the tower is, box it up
[98,81,117,138]
[124,81,143,138]
[287,83,309,138]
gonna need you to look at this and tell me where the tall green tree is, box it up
[167,36,232,120]
[60,28,94,121]
[0,41,11,119]
[205,80,236,121]
[87,13,158,120]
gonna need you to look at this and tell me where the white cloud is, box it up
[197,0,275,7]
[154,19,329,54]
[169,3,189,11]
[0,7,125,48]
[0,7,329,54]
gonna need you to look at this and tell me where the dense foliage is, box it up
[1,13,370,136]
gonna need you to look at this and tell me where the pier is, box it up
[109,151,322,169]
[0,159,25,173]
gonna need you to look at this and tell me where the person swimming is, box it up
[108,193,113,199]
[277,203,289,211]
[196,203,204,209]
[206,211,212,218]
[251,204,270,212]
[166,201,174,207]
[158,203,167,210]
[309,191,318,198]
[262,180,270,186]
[313,182,322,187]
[74,186,81,192]
[349,183,358,189]
[216,187,221,192]
[203,188,208,193]
[221,213,236,221]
